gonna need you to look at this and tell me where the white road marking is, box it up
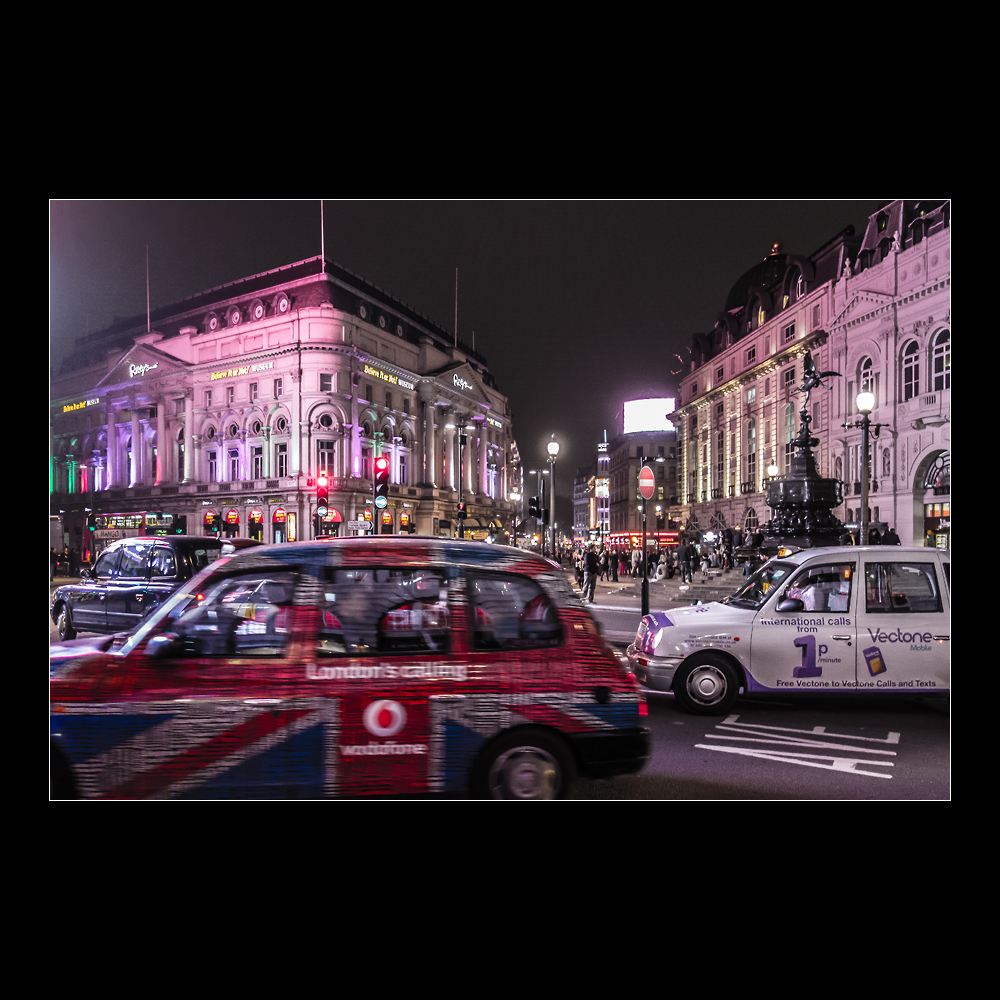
[700,715,903,778]
[721,715,900,744]
[694,744,894,778]
[707,733,897,755]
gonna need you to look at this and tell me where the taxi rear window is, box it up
[865,561,942,613]
[316,567,449,656]
[467,572,562,651]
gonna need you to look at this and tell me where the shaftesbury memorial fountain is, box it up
[762,350,847,552]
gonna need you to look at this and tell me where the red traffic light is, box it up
[317,474,329,488]
[374,457,390,475]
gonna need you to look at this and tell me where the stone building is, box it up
[669,200,950,548]
[50,256,520,556]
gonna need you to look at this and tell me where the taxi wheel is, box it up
[56,603,77,641]
[674,654,739,715]
[473,729,575,800]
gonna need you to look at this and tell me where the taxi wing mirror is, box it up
[777,597,804,613]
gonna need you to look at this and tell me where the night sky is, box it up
[49,199,882,524]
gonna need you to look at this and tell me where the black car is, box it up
[51,536,224,640]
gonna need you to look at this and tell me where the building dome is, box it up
[724,250,788,314]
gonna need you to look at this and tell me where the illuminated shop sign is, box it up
[63,398,100,413]
[453,374,474,392]
[129,363,158,379]
[486,416,502,429]
[210,361,274,380]
[363,364,414,391]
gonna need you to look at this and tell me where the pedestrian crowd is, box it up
[50,546,82,580]
[571,522,903,601]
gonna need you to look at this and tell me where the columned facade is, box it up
[669,201,950,549]
[51,257,520,557]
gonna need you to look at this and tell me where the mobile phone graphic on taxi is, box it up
[863,645,886,676]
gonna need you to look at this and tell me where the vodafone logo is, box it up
[363,700,407,737]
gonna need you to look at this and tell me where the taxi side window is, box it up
[865,562,942,613]
[117,542,150,579]
[784,563,854,612]
[93,548,121,580]
[172,570,297,657]
[316,567,449,657]
[149,546,177,578]
[468,572,562,651]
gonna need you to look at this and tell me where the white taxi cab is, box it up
[626,545,950,714]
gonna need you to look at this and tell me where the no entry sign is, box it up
[638,465,655,500]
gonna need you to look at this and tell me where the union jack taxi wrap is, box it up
[51,537,649,799]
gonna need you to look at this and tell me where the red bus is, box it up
[91,512,181,559]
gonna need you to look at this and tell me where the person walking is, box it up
[680,541,694,584]
[611,548,619,582]
[583,544,599,603]
[631,545,640,580]
[884,526,901,545]
[599,547,609,581]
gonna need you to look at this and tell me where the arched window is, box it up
[902,342,920,400]
[932,329,950,391]
[744,508,759,532]
[860,356,875,395]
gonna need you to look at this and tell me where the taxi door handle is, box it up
[832,635,852,641]
[932,635,949,640]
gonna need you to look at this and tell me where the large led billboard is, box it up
[623,398,676,434]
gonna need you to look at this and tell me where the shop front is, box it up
[316,507,343,538]
[272,507,288,544]
[923,501,950,549]
[223,508,241,539]
[248,508,264,542]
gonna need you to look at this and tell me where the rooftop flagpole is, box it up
[455,268,458,348]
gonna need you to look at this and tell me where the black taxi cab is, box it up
[50,537,649,799]
[51,536,224,640]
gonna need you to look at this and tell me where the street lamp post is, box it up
[547,437,560,563]
[510,490,521,548]
[842,392,887,545]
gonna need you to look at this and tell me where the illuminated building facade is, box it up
[573,439,611,546]
[607,399,678,541]
[50,256,518,556]
[669,200,950,548]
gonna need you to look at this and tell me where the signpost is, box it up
[639,464,655,616]
[347,520,371,532]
